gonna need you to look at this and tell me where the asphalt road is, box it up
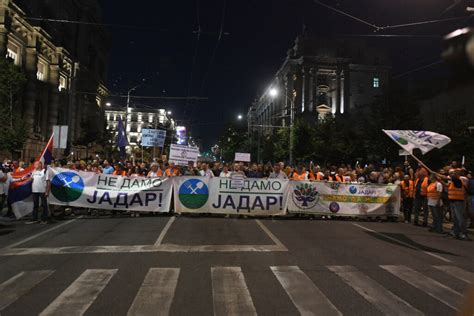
[0,215,473,316]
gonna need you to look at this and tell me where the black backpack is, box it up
[468,179,474,196]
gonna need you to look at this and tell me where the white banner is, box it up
[48,168,172,212]
[173,177,289,216]
[287,181,400,216]
[169,144,199,166]
[141,129,166,147]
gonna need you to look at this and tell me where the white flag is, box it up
[383,130,451,155]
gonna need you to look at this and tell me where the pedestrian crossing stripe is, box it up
[0,265,471,315]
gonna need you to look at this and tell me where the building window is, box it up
[373,77,380,88]
[130,136,137,144]
[6,48,18,65]
[58,76,67,91]
[37,62,47,81]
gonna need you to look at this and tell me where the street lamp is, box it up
[106,102,111,107]
[237,114,243,120]
[268,87,295,165]
[167,111,172,115]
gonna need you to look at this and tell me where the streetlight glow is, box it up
[167,111,172,115]
[237,114,243,120]
[106,102,111,106]
[269,88,278,98]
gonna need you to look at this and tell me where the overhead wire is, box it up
[199,0,228,92]
[23,16,222,34]
[184,0,203,120]
[75,91,207,100]
[393,60,444,79]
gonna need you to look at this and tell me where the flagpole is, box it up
[383,130,441,177]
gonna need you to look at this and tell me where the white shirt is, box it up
[269,171,288,180]
[0,170,5,194]
[427,182,443,207]
[31,169,49,193]
[219,171,232,178]
[199,169,214,178]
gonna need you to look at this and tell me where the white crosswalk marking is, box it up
[271,266,341,316]
[127,268,180,316]
[211,267,257,316]
[433,265,474,284]
[0,270,54,311]
[328,265,422,316]
[381,265,462,311]
[40,269,117,316]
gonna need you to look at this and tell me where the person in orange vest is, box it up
[400,174,414,223]
[147,162,163,177]
[427,174,444,234]
[165,161,180,177]
[441,169,469,240]
[309,164,324,181]
[291,165,308,180]
[413,167,429,227]
[112,163,127,176]
[334,168,345,183]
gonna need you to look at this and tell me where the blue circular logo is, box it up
[178,179,209,209]
[51,172,85,202]
[349,186,358,194]
[329,202,340,213]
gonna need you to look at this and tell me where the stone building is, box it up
[105,106,176,149]
[0,0,109,159]
[248,35,390,137]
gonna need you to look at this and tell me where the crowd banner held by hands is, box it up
[141,129,166,147]
[169,144,199,166]
[382,130,451,155]
[287,181,400,216]
[234,152,251,162]
[48,168,173,213]
[173,177,289,216]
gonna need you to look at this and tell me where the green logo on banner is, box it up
[51,172,84,202]
[178,179,209,209]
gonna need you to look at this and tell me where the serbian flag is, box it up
[8,134,54,218]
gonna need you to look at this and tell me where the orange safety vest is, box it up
[415,177,429,196]
[309,172,323,181]
[292,172,307,180]
[448,182,465,201]
[148,170,163,177]
[165,168,179,177]
[112,170,126,176]
[335,175,345,183]
[426,182,441,200]
[401,180,414,198]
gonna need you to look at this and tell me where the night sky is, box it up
[101,0,470,149]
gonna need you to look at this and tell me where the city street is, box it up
[0,216,472,315]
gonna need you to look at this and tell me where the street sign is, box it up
[169,144,199,166]
[234,152,251,162]
[142,129,166,147]
[53,125,68,149]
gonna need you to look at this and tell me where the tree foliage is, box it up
[0,59,27,155]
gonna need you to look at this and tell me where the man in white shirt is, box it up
[27,162,50,224]
[268,163,288,180]
[199,163,214,178]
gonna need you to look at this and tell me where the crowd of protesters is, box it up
[0,157,473,240]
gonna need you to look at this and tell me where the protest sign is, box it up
[234,152,251,162]
[48,168,172,212]
[142,129,166,147]
[287,181,400,216]
[173,177,289,216]
[169,144,199,166]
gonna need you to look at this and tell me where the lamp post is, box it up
[269,88,295,165]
